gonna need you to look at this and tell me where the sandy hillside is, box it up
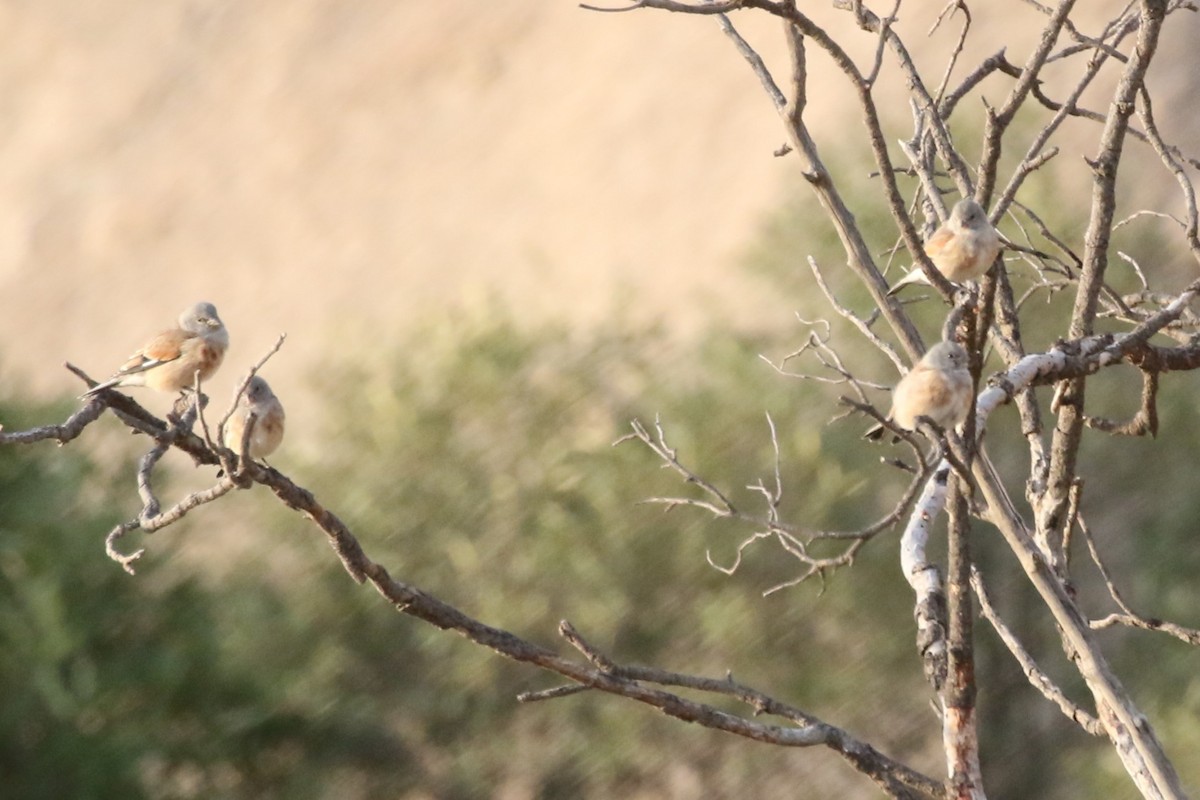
[0,1,1196,416]
[0,2,794,407]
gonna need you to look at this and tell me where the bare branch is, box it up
[1083,367,1158,437]
[1078,515,1200,646]
[0,388,106,446]
[971,568,1104,735]
[618,413,932,593]
[808,256,905,373]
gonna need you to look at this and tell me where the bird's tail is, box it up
[886,268,927,297]
[80,377,121,399]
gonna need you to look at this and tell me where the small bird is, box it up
[865,341,972,441]
[887,198,1001,296]
[223,375,286,461]
[82,302,229,397]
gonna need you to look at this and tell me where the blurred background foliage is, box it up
[1,196,1199,798]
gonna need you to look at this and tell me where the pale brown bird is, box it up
[887,199,1001,296]
[82,302,229,397]
[223,375,286,461]
[865,341,972,441]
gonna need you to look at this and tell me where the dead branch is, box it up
[970,567,1104,735]
[618,410,939,594]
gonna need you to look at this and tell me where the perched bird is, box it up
[82,302,229,397]
[887,198,1001,296]
[865,341,972,441]
[223,375,286,461]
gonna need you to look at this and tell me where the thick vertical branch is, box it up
[1037,0,1168,575]
[943,474,983,799]
[944,298,983,797]
[1071,0,1166,340]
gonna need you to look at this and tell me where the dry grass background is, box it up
[1,1,1196,419]
[0,2,796,417]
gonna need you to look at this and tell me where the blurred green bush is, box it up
[0,288,1196,798]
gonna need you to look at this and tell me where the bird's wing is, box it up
[113,329,191,377]
[922,226,956,259]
